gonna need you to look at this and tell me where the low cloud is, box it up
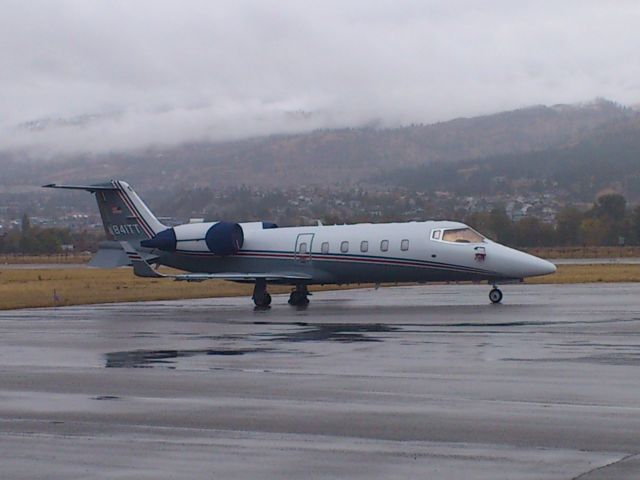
[2,0,640,157]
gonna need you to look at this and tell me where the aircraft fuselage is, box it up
[155,220,555,286]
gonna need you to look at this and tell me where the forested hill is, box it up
[2,99,636,190]
[376,118,640,202]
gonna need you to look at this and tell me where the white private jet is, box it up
[45,180,556,307]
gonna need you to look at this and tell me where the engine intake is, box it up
[204,222,244,255]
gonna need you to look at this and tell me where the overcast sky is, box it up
[2,0,640,157]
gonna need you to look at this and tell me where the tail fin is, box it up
[44,180,165,241]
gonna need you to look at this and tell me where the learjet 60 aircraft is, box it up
[45,180,556,307]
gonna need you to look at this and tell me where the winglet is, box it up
[120,241,165,278]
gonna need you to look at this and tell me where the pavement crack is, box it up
[571,452,640,480]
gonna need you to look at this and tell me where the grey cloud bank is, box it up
[1,0,640,157]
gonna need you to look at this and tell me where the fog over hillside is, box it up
[2,1,640,159]
[2,99,637,191]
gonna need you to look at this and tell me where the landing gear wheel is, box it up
[288,286,310,306]
[254,292,272,308]
[252,279,271,308]
[288,291,309,306]
[489,287,503,304]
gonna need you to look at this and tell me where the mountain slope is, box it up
[378,117,640,201]
[2,99,636,190]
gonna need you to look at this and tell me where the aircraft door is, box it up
[294,233,314,264]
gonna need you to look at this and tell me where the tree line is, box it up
[0,214,102,255]
[2,193,640,254]
[465,194,640,247]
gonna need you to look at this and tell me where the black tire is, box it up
[254,292,272,307]
[263,293,272,307]
[288,291,309,306]
[288,292,299,305]
[489,288,503,304]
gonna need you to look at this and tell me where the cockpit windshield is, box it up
[441,228,485,244]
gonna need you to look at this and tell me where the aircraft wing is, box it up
[120,242,311,282]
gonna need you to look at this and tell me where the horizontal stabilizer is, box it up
[43,183,119,192]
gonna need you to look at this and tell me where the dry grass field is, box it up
[0,264,639,310]
[525,246,640,259]
[0,268,270,310]
[525,264,640,284]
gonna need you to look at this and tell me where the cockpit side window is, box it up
[441,228,485,244]
[431,230,441,240]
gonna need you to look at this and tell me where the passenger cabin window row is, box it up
[317,239,410,254]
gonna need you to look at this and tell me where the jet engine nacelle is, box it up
[141,221,244,255]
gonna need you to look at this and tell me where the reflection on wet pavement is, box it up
[106,323,399,368]
[263,323,398,343]
[106,348,271,368]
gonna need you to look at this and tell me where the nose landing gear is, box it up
[288,285,310,306]
[489,286,503,304]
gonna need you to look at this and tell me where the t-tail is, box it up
[44,180,165,242]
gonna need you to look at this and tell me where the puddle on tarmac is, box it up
[105,323,398,368]
[105,348,270,368]
[263,323,399,343]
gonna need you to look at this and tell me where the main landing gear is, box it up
[489,286,503,304]
[252,279,272,308]
[288,285,310,307]
[252,281,311,307]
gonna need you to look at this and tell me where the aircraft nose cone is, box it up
[491,245,557,279]
[531,257,557,277]
[515,252,556,278]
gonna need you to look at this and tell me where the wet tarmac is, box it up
[0,283,639,479]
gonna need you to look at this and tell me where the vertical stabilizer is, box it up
[44,180,165,242]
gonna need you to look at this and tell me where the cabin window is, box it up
[340,241,349,253]
[380,240,389,252]
[299,242,308,254]
[442,228,485,244]
[360,240,368,252]
[401,239,409,251]
[431,230,441,240]
[321,242,329,254]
